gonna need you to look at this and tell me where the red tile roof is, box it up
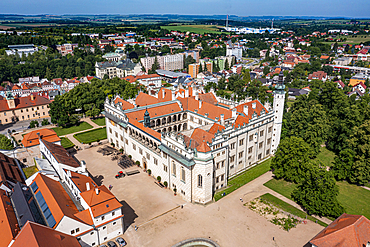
[114,98,134,111]
[135,92,159,106]
[80,185,122,218]
[11,221,81,247]
[199,92,217,105]
[310,213,370,247]
[0,153,24,186]
[0,95,50,112]
[22,129,60,148]
[0,189,19,247]
[126,103,181,122]
[40,140,80,168]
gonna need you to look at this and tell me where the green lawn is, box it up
[315,146,336,167]
[74,128,107,144]
[319,35,370,45]
[260,193,328,227]
[161,25,226,34]
[264,178,370,219]
[22,166,39,179]
[60,137,75,149]
[91,117,106,126]
[52,122,93,136]
[214,159,271,201]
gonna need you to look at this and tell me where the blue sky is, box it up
[1,0,370,18]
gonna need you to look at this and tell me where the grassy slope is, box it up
[264,179,370,219]
[73,127,107,144]
[214,159,271,201]
[315,146,336,167]
[52,122,93,136]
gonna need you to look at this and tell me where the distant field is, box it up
[0,23,61,29]
[161,25,226,34]
[0,25,15,30]
[319,35,370,45]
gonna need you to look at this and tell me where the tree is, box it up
[184,55,196,70]
[271,136,316,183]
[41,119,50,126]
[199,63,203,73]
[292,167,344,218]
[0,135,13,150]
[45,67,52,81]
[149,57,160,74]
[29,120,39,128]
[263,66,270,76]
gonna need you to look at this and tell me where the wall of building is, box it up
[0,103,49,125]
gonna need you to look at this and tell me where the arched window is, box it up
[173,115,177,122]
[198,174,203,187]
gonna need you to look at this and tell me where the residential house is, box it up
[308,71,328,82]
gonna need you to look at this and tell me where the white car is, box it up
[116,237,127,247]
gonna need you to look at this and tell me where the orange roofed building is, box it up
[309,213,370,247]
[103,73,286,204]
[22,129,61,148]
[26,171,123,247]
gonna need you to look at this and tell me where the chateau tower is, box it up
[271,71,285,154]
[144,108,150,128]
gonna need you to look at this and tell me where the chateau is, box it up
[104,73,285,204]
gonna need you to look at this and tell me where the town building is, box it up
[188,63,200,78]
[309,213,370,247]
[226,40,243,59]
[308,71,328,82]
[103,73,285,204]
[0,152,25,192]
[124,74,163,88]
[56,44,78,56]
[0,93,50,125]
[95,60,141,79]
[140,54,184,73]
[6,44,38,57]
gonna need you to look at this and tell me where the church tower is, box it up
[271,71,285,154]
[144,108,150,128]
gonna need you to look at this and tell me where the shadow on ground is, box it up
[120,200,138,231]
[89,171,104,186]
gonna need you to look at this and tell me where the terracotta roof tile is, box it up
[22,129,60,148]
[11,221,81,247]
[114,98,134,111]
[199,92,217,105]
[126,103,181,122]
[40,140,80,168]
[0,153,24,186]
[0,95,50,112]
[0,189,19,247]
[135,92,159,106]
[310,213,370,247]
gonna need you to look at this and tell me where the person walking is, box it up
[109,185,113,190]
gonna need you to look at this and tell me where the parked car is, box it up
[107,241,117,247]
[99,245,107,247]
[116,237,127,246]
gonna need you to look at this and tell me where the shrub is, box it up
[41,119,50,126]
[157,176,161,182]
[119,148,123,153]
[164,181,168,187]
[173,188,177,193]
[147,169,151,175]
[111,142,115,147]
[135,160,140,166]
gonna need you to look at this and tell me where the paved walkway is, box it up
[234,171,332,225]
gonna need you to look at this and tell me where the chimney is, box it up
[95,188,99,195]
[195,91,199,101]
[172,90,176,101]
[243,105,249,116]
[252,102,256,109]
[199,100,202,109]
[232,108,237,118]
[162,89,165,99]
[86,182,90,191]
[220,114,225,125]
[185,88,189,98]
[30,94,34,101]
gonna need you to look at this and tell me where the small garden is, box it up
[53,121,93,136]
[60,137,75,149]
[22,166,39,179]
[91,117,106,126]
[74,127,107,144]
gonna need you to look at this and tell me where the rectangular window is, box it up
[266,149,270,155]
[239,151,244,158]
[230,155,235,162]
[231,143,235,150]
[221,160,225,167]
[71,230,75,234]
[115,132,118,138]
[146,153,150,160]
[258,153,262,160]
[268,126,272,133]
[249,135,253,141]
[102,216,105,220]
[109,128,112,133]
[154,158,158,165]
[181,167,185,182]
[216,177,219,183]
[267,138,271,145]
[112,211,115,216]
[259,141,263,149]
[172,161,176,176]
[190,116,194,121]
[221,174,224,181]
[163,152,167,158]
[125,139,128,145]
[163,164,168,172]
[248,147,253,154]
[139,148,142,155]
[260,130,264,137]
[76,228,79,233]
[133,144,136,150]
[198,119,202,125]
[248,155,252,160]
[120,135,123,141]
[216,162,220,169]
[239,139,244,146]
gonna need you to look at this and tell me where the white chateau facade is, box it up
[104,74,285,204]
